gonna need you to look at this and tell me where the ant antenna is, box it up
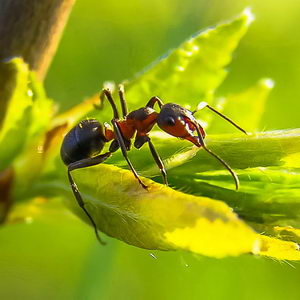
[192,102,247,135]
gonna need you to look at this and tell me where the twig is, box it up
[0,0,75,80]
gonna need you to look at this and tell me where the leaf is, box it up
[257,235,300,260]
[49,8,256,139]
[154,130,300,227]
[0,58,53,201]
[45,164,259,258]
[251,224,300,244]
[124,8,254,108]
[0,59,18,129]
[209,78,274,133]
[8,10,300,261]
[27,71,53,139]
[0,58,33,171]
[0,58,53,172]
[167,129,300,175]
[125,129,300,183]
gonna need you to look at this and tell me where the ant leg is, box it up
[95,89,120,119]
[134,135,167,185]
[102,89,146,188]
[193,123,239,190]
[103,89,120,119]
[146,96,164,109]
[67,152,111,245]
[111,119,148,189]
[118,84,128,117]
[94,89,106,110]
[192,102,247,135]
[147,138,168,185]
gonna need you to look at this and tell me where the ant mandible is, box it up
[60,85,247,244]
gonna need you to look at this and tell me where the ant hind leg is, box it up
[67,152,111,245]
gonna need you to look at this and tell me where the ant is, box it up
[60,85,247,244]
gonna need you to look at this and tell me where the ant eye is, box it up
[165,116,176,126]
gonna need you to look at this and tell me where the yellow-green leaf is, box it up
[0,58,53,172]
[61,164,259,258]
[257,235,300,260]
[0,58,33,170]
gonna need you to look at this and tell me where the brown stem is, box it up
[0,167,14,224]
[0,0,75,81]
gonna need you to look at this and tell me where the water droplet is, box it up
[262,78,275,89]
[176,66,185,72]
[244,7,255,25]
[25,217,33,224]
[37,145,44,154]
[150,253,157,259]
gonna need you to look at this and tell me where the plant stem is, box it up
[0,0,75,80]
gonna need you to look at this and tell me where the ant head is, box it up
[157,103,205,146]
[61,119,107,165]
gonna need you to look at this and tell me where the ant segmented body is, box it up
[61,85,247,244]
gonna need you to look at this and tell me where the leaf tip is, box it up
[256,235,300,260]
[242,7,255,26]
[260,78,275,89]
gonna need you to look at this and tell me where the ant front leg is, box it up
[99,89,146,188]
[111,119,148,189]
[146,96,164,109]
[67,152,111,245]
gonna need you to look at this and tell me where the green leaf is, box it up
[29,126,300,259]
[46,164,259,258]
[0,58,53,172]
[0,58,53,203]
[50,8,256,135]
[9,10,300,261]
[27,71,53,139]
[209,78,274,133]
[168,129,300,174]
[0,59,33,171]
[117,129,300,180]
[32,161,300,260]
[124,8,254,108]
[159,130,300,229]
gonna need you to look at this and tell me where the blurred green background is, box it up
[1,0,300,299]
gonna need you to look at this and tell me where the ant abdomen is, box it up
[61,119,107,165]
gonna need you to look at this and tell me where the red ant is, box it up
[61,85,247,244]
